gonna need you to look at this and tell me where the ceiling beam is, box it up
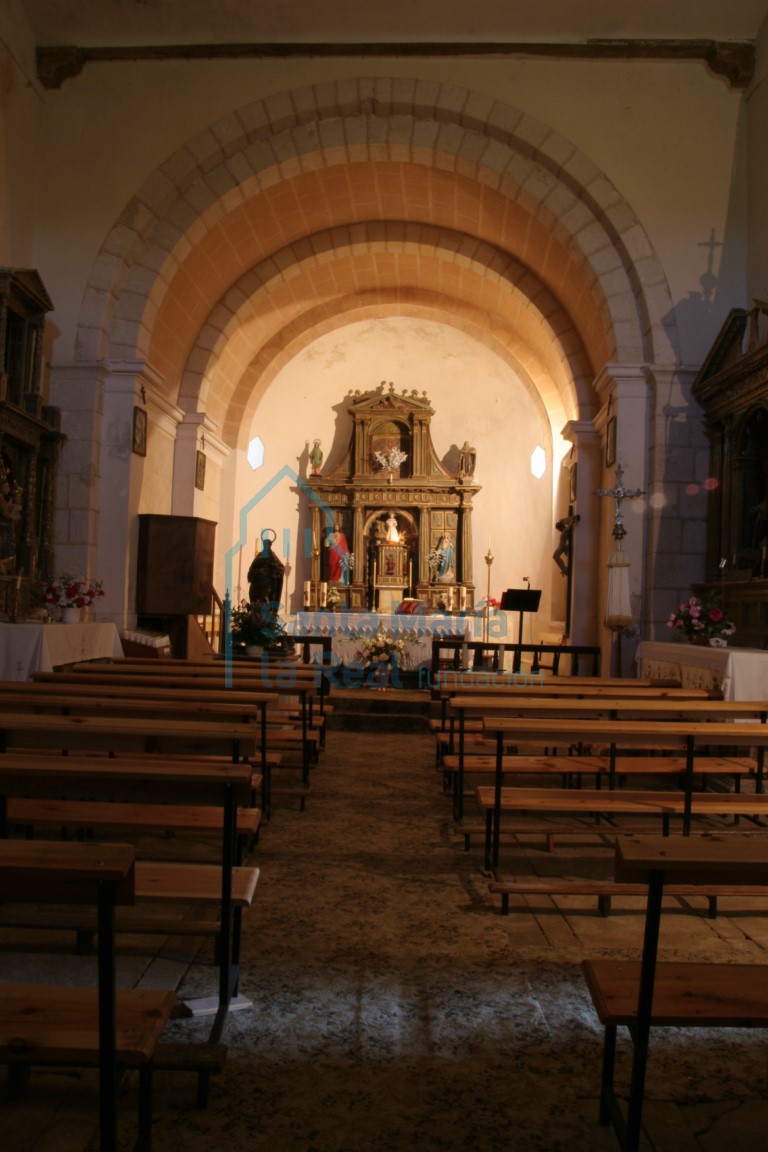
[37,39,755,91]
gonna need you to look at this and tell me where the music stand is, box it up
[500,588,542,655]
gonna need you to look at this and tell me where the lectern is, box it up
[501,588,542,671]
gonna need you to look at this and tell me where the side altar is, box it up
[304,383,480,613]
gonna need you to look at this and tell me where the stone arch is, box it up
[76,78,678,427]
[176,223,591,447]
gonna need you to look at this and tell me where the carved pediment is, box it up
[692,304,768,419]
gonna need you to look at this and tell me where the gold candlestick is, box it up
[483,547,494,644]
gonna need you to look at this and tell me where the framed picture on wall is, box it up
[132,407,147,456]
[195,450,206,491]
[605,416,617,468]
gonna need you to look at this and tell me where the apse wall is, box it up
[227,318,553,625]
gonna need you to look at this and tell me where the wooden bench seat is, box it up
[583,959,768,1027]
[0,984,176,1145]
[445,753,757,820]
[488,876,768,917]
[0,840,175,1151]
[474,785,768,871]
[7,797,261,844]
[581,836,768,1150]
[0,860,257,977]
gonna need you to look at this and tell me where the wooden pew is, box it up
[480,715,768,873]
[443,693,767,820]
[0,681,275,817]
[487,873,768,917]
[474,781,768,869]
[430,637,602,676]
[430,679,718,757]
[32,669,322,792]
[0,839,175,1152]
[0,750,260,1102]
[582,835,768,1152]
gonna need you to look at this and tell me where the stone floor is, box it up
[2,697,768,1151]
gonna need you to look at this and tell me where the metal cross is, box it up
[595,465,644,543]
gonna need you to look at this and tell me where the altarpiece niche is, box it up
[304,383,480,612]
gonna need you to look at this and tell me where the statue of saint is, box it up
[437,533,455,581]
[458,441,476,477]
[247,529,285,607]
[325,525,350,584]
[385,512,400,543]
[309,439,323,475]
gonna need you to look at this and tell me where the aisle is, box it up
[147,727,767,1152]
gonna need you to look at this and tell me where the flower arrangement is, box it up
[667,593,735,645]
[44,574,104,610]
[229,599,289,650]
[475,596,500,613]
[354,624,417,668]
[374,447,407,474]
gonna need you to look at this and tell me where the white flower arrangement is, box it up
[354,623,417,668]
[374,447,407,473]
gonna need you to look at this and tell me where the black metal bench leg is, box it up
[599,1024,617,1127]
[135,1063,154,1152]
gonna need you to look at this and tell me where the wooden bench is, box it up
[480,715,768,872]
[487,875,768,916]
[14,679,284,817]
[473,784,768,873]
[438,688,737,809]
[581,835,768,1152]
[0,749,260,1097]
[0,839,175,1152]
[32,669,321,792]
[430,637,602,676]
[444,752,757,821]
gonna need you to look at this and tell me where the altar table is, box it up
[288,612,475,670]
[635,640,768,701]
[0,622,123,680]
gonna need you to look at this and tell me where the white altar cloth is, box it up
[636,640,768,701]
[0,622,124,681]
[288,612,475,669]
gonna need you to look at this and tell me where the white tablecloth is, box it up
[635,640,768,701]
[0,622,124,681]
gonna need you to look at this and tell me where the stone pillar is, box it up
[173,412,227,519]
[560,419,602,650]
[100,360,166,630]
[594,365,652,673]
[49,361,107,596]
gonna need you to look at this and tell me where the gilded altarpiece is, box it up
[0,269,63,619]
[692,304,768,646]
[305,384,480,612]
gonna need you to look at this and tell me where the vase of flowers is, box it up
[354,624,417,687]
[229,598,291,656]
[44,574,104,621]
[667,593,735,646]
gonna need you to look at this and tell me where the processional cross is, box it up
[595,464,644,545]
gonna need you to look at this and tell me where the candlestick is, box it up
[459,585,467,612]
[320,581,328,607]
[303,580,311,608]
[483,547,494,644]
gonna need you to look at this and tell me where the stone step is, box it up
[327,687,433,731]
